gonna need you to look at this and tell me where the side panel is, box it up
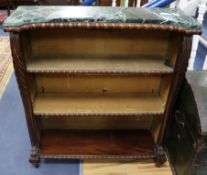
[158,35,192,144]
[10,33,40,166]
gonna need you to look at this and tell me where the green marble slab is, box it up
[3,6,201,31]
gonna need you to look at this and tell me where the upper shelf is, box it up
[3,6,201,34]
[27,56,173,74]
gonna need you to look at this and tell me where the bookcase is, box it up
[3,6,201,167]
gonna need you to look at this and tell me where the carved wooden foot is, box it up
[154,144,167,166]
[29,146,40,168]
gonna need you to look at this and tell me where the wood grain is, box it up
[35,74,161,94]
[37,115,155,130]
[83,159,173,175]
[40,130,155,158]
[30,29,169,56]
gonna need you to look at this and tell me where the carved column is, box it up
[10,33,40,167]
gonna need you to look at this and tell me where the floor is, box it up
[83,160,173,175]
[0,37,12,98]
[0,74,80,175]
[0,26,8,36]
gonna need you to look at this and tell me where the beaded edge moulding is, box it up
[3,6,201,34]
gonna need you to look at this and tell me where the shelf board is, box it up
[27,56,173,74]
[33,93,165,116]
[40,130,155,159]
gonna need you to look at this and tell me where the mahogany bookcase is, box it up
[3,6,201,167]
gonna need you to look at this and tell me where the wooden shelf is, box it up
[33,93,165,116]
[27,56,173,74]
[40,130,155,159]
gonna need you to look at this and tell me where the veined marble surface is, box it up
[3,6,201,30]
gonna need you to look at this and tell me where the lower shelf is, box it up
[40,130,155,159]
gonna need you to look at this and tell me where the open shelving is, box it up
[9,24,191,166]
[6,6,200,167]
[22,28,177,162]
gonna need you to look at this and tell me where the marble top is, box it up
[3,6,201,32]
